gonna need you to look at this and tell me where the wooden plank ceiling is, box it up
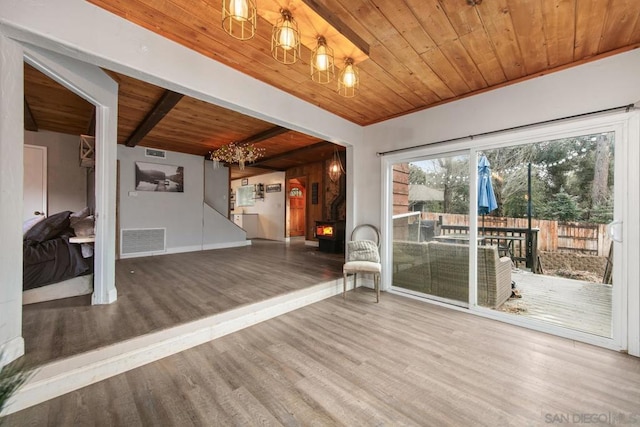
[24,64,341,179]
[24,0,640,178]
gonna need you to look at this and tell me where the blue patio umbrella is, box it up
[478,155,498,233]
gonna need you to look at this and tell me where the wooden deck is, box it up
[499,270,612,337]
[6,291,639,426]
[21,240,344,368]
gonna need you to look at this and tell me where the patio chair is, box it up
[343,224,381,302]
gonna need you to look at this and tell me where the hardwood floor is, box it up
[7,291,639,426]
[21,240,344,367]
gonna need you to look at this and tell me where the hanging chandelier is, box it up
[271,9,300,64]
[311,36,335,84]
[221,0,257,41]
[328,147,345,182]
[210,143,265,170]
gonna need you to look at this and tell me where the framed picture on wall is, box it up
[135,161,184,192]
[230,202,235,210]
[241,178,249,185]
[266,183,282,193]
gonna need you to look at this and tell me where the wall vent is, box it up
[145,148,166,159]
[121,228,166,256]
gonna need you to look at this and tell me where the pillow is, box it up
[70,207,91,226]
[347,240,380,263]
[72,215,95,237]
[22,215,45,235]
[24,211,71,243]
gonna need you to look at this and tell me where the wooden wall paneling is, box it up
[438,0,484,37]
[28,0,640,143]
[573,0,610,58]
[459,29,508,87]
[420,47,470,96]
[404,0,459,46]
[507,0,548,75]
[366,45,445,105]
[479,7,527,80]
[598,0,640,52]
[24,65,94,135]
[541,0,576,68]
[439,40,488,92]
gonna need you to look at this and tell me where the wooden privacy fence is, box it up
[421,213,611,256]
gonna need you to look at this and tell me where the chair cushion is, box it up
[347,240,380,263]
[344,261,381,273]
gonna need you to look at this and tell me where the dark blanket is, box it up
[23,211,93,291]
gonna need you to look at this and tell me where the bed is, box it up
[22,210,94,304]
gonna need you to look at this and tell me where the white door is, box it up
[24,144,47,220]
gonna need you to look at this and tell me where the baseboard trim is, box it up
[119,241,251,259]
[202,240,251,250]
[3,277,350,416]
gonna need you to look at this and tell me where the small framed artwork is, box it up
[230,202,235,210]
[266,183,282,193]
[241,178,249,185]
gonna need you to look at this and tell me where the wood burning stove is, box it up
[315,220,345,253]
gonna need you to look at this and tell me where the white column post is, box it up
[0,34,26,364]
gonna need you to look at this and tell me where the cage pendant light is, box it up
[271,9,300,64]
[222,0,257,40]
[337,58,359,97]
[328,147,344,182]
[311,36,335,84]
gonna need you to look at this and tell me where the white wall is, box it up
[204,160,229,215]
[231,172,286,241]
[118,145,246,254]
[119,145,205,252]
[25,130,88,214]
[0,35,25,364]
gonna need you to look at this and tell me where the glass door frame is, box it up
[381,111,638,352]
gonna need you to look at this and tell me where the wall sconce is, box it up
[222,0,257,41]
[311,36,335,84]
[271,9,300,64]
[337,58,359,98]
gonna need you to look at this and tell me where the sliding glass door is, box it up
[384,115,629,350]
[391,152,471,307]
[481,131,617,338]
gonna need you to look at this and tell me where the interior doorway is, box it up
[288,177,306,237]
[23,144,47,220]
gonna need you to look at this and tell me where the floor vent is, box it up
[121,228,166,256]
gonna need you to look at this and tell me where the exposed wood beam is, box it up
[236,126,290,146]
[238,164,282,171]
[125,90,184,147]
[299,0,370,57]
[251,141,333,167]
[24,96,38,132]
